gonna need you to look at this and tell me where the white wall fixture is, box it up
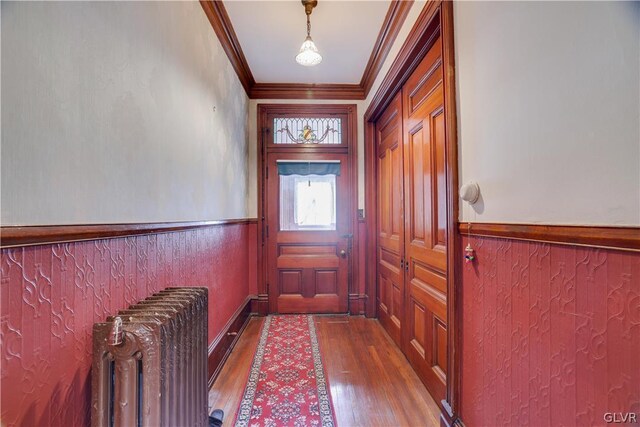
[460,181,480,204]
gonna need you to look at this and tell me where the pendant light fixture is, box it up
[295,0,322,66]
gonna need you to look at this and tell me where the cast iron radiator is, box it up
[92,287,208,427]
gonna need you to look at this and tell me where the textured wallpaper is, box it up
[0,223,254,426]
[461,235,640,425]
[1,1,250,225]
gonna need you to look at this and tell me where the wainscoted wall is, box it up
[0,222,256,427]
[460,235,640,426]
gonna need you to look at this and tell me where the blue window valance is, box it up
[276,161,341,176]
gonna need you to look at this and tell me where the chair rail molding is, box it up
[1,219,259,248]
[459,222,640,252]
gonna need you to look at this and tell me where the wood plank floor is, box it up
[208,315,441,427]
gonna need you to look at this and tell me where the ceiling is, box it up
[224,1,391,84]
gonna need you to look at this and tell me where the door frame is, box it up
[256,103,359,315]
[363,2,461,426]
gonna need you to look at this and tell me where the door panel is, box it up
[407,291,446,397]
[403,36,448,403]
[376,93,404,347]
[280,270,302,294]
[267,152,350,314]
[405,88,447,273]
[315,270,337,294]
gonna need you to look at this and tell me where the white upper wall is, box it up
[455,1,640,225]
[4,1,637,227]
[1,1,250,225]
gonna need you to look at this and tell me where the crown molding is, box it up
[360,0,414,98]
[200,0,412,100]
[365,0,441,120]
[200,0,255,94]
[250,83,365,100]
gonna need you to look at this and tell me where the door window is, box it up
[279,174,336,231]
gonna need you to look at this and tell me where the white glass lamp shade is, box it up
[296,36,322,66]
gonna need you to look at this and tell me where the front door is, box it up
[261,107,354,314]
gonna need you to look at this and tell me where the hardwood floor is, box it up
[208,316,264,421]
[208,315,441,427]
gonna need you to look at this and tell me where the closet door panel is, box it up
[405,86,447,274]
[376,93,404,347]
[402,35,448,403]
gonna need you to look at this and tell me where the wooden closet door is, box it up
[376,93,404,347]
[402,36,448,402]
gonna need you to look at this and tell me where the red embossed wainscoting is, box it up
[0,222,257,427]
[460,236,640,426]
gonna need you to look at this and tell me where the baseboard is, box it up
[207,296,253,387]
[439,410,466,427]
[251,293,269,315]
[439,399,459,427]
[348,293,367,315]
[249,294,367,315]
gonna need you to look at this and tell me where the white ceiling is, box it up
[224,1,391,84]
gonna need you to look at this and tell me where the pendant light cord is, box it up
[307,14,311,37]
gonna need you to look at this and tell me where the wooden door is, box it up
[266,153,350,313]
[260,107,356,315]
[402,36,448,402]
[376,93,405,347]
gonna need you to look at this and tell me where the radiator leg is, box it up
[113,353,141,426]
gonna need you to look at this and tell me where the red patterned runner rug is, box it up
[233,315,336,427]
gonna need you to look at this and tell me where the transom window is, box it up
[273,118,342,145]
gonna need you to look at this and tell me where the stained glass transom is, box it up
[273,118,342,144]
